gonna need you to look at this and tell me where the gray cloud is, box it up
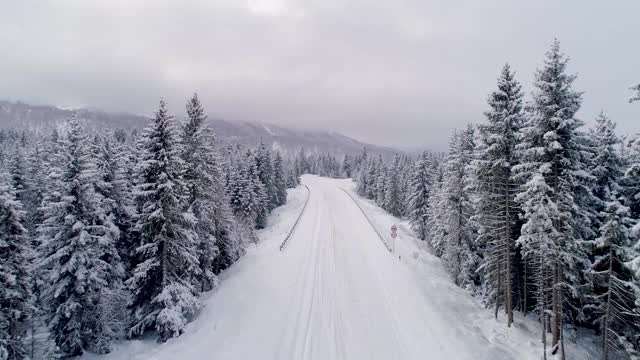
[1,0,639,150]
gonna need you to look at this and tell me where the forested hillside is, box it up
[354,40,640,359]
[0,100,398,160]
[0,94,300,359]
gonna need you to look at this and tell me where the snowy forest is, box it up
[0,92,351,359]
[354,41,640,359]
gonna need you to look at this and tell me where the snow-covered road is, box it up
[272,176,476,359]
[87,175,596,360]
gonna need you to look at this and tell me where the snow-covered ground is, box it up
[82,175,598,360]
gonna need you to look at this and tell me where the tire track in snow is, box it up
[341,193,410,360]
[328,214,347,360]
[299,205,321,359]
[275,193,319,360]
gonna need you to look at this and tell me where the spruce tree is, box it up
[94,131,136,277]
[366,156,378,199]
[181,93,236,291]
[474,63,524,326]
[515,39,588,354]
[38,115,122,356]
[374,156,386,205]
[342,155,352,178]
[247,151,269,229]
[272,152,287,207]
[622,135,640,221]
[407,151,433,241]
[255,140,276,211]
[630,84,640,103]
[356,148,369,196]
[590,113,623,218]
[441,128,479,291]
[516,174,559,357]
[590,196,640,360]
[427,160,448,256]
[384,154,403,217]
[8,148,28,206]
[0,172,31,360]
[127,99,199,342]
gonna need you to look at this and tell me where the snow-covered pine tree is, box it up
[0,171,31,360]
[440,128,479,291]
[294,148,307,179]
[374,156,387,205]
[407,151,433,241]
[37,115,122,356]
[272,152,287,207]
[24,140,46,238]
[181,92,219,291]
[622,134,640,225]
[474,63,524,326]
[227,152,248,217]
[365,156,378,200]
[342,154,352,178]
[228,149,267,235]
[630,84,640,103]
[89,131,134,345]
[427,158,448,256]
[127,99,199,342]
[399,155,414,217]
[587,112,623,222]
[384,154,403,217]
[181,93,237,292]
[8,147,28,207]
[516,173,559,358]
[590,196,640,360]
[285,159,299,188]
[93,131,136,277]
[248,150,269,229]
[39,129,65,224]
[213,146,246,273]
[582,113,626,325]
[255,140,277,211]
[515,40,589,354]
[28,131,62,356]
[356,148,369,196]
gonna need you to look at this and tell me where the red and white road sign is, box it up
[390,224,398,238]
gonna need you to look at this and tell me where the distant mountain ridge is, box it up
[0,100,400,158]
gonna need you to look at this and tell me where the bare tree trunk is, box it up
[558,261,565,360]
[551,256,560,351]
[495,261,501,319]
[31,312,36,359]
[540,254,547,360]
[505,185,513,327]
[523,259,527,316]
[550,166,561,352]
[602,249,614,360]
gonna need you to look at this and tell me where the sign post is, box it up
[390,224,397,255]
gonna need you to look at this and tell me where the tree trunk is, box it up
[505,185,513,327]
[540,254,547,360]
[558,261,565,360]
[602,250,614,360]
[523,259,527,316]
[495,261,501,319]
[551,256,560,349]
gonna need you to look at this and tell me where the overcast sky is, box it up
[1,0,639,150]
